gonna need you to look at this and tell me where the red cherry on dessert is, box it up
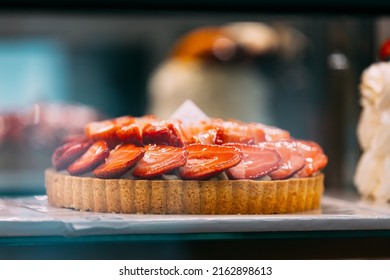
[379,38,390,61]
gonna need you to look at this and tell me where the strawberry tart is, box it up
[45,110,327,214]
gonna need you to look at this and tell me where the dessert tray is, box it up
[1,194,390,237]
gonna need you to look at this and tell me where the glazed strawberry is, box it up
[249,123,290,142]
[132,145,188,178]
[142,120,187,147]
[84,116,135,148]
[258,141,305,179]
[225,144,282,180]
[93,144,144,179]
[215,121,265,145]
[186,119,222,144]
[290,140,328,177]
[179,144,242,180]
[216,127,254,145]
[116,124,143,146]
[52,139,92,170]
[191,128,218,144]
[67,140,110,175]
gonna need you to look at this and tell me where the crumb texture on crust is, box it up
[45,169,324,214]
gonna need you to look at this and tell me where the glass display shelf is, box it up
[1,193,390,259]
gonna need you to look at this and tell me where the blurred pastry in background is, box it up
[354,38,390,203]
[0,102,101,190]
[148,22,307,124]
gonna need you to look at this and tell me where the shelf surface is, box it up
[1,195,390,238]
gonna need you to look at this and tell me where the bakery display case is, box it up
[1,1,390,259]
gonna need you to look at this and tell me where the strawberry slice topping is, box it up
[226,144,282,180]
[93,144,145,179]
[290,140,328,177]
[179,144,242,180]
[142,120,187,147]
[116,124,143,146]
[132,145,188,178]
[249,123,291,142]
[191,128,218,144]
[84,116,135,149]
[52,139,92,170]
[215,121,266,145]
[258,141,306,180]
[187,119,223,144]
[67,140,110,175]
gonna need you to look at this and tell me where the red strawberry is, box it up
[226,144,282,180]
[215,122,255,145]
[132,145,188,178]
[67,140,110,175]
[249,123,290,142]
[187,119,222,144]
[290,140,328,177]
[191,128,218,144]
[52,139,92,170]
[258,141,305,179]
[93,144,145,179]
[142,120,187,147]
[215,121,266,145]
[84,116,135,148]
[179,144,242,180]
[116,123,143,146]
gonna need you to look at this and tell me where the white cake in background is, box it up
[355,61,390,202]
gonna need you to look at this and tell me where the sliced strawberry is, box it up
[215,122,254,145]
[225,144,282,180]
[84,116,135,148]
[289,140,328,177]
[215,121,266,145]
[216,127,254,145]
[113,115,136,126]
[179,144,242,180]
[250,123,291,142]
[142,120,187,147]
[258,141,305,180]
[93,144,145,179]
[67,140,110,175]
[186,119,222,144]
[191,128,218,144]
[116,124,143,146]
[132,145,188,178]
[52,139,92,170]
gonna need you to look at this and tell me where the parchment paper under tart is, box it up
[45,168,324,214]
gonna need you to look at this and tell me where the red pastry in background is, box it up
[0,103,101,190]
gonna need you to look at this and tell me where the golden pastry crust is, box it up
[45,168,324,214]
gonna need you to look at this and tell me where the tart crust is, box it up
[45,168,324,214]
